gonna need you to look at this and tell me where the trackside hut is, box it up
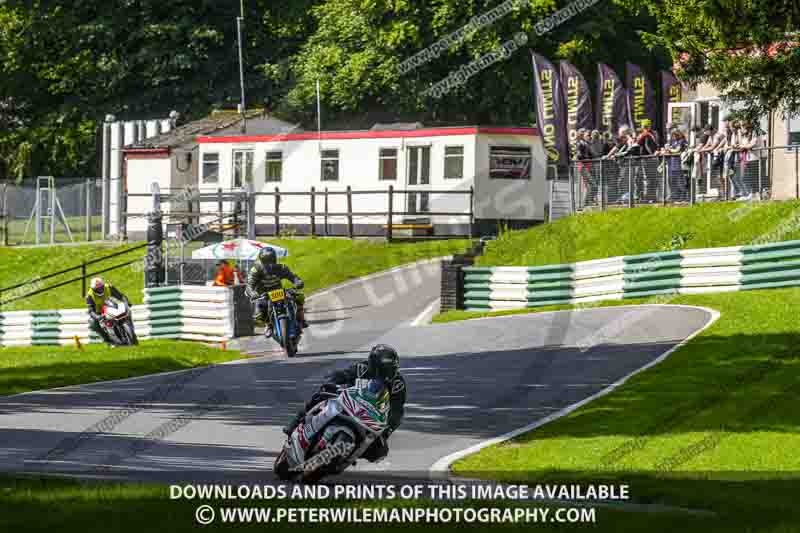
[197,124,547,236]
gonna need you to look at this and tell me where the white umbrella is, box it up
[191,238,289,260]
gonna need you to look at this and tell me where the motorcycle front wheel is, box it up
[273,449,293,481]
[279,317,296,358]
[122,321,138,346]
[302,431,355,484]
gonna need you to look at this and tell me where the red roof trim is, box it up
[198,126,539,144]
[478,127,539,136]
[124,148,171,157]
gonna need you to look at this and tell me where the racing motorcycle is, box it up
[257,287,302,358]
[273,378,390,483]
[100,298,138,346]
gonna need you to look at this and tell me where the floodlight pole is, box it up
[237,4,247,134]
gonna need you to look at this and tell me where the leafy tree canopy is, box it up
[1,0,665,180]
[641,0,800,125]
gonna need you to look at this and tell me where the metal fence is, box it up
[125,185,475,242]
[0,177,102,245]
[568,146,800,211]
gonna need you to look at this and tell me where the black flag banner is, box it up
[596,63,631,142]
[559,61,594,159]
[532,52,569,170]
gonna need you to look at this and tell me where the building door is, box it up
[233,149,254,189]
[405,146,431,217]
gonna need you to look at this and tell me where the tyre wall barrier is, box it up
[463,240,800,311]
[0,285,236,346]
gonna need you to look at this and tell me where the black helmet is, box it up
[368,344,400,380]
[258,247,277,267]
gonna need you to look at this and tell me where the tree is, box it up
[641,0,800,125]
[0,1,314,179]
[281,0,668,128]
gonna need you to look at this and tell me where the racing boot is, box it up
[282,409,307,436]
[263,324,273,338]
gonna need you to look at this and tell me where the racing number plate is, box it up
[268,289,286,302]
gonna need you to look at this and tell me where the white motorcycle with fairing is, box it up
[274,378,390,482]
[100,298,138,346]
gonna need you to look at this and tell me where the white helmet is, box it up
[90,277,105,296]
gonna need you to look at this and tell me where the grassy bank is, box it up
[429,203,800,529]
[480,200,800,267]
[446,288,800,530]
[0,341,243,396]
[0,238,469,312]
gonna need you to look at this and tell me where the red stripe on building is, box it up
[124,148,171,158]
[197,126,539,144]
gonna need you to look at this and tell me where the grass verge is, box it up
[443,288,800,531]
[0,341,243,396]
[479,200,800,266]
[0,238,469,312]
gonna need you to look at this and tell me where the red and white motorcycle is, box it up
[274,378,390,483]
[100,298,138,346]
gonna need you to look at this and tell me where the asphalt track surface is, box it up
[0,260,714,483]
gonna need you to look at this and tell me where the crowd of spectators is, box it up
[572,116,763,205]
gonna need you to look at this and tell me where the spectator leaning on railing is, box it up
[692,124,716,187]
[589,129,609,158]
[731,122,761,200]
[656,129,689,200]
[636,120,659,156]
[722,119,742,198]
[602,127,630,160]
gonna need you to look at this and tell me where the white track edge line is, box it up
[410,299,441,327]
[428,304,721,477]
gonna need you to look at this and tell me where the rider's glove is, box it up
[294,279,304,290]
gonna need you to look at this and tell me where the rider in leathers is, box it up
[283,344,406,462]
[246,247,308,338]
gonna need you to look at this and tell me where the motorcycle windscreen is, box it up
[103,299,127,319]
[348,379,391,427]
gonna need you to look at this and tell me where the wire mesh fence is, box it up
[568,146,797,211]
[0,177,102,245]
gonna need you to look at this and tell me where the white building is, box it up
[125,115,548,238]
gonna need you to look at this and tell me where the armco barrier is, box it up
[0,286,235,347]
[463,240,800,311]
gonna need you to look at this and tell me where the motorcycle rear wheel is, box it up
[122,321,138,346]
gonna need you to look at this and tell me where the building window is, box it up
[489,146,531,179]
[444,146,464,179]
[202,153,219,184]
[788,115,800,146]
[321,149,339,181]
[379,148,398,180]
[233,149,254,187]
[265,151,282,182]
